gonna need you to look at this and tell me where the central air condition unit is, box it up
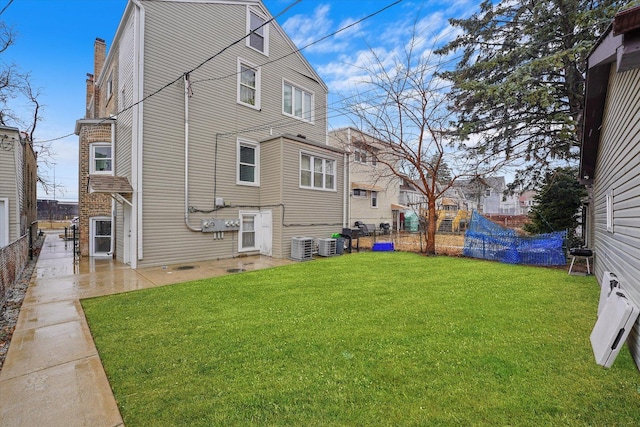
[291,237,313,261]
[317,238,337,257]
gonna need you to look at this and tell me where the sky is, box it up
[1,0,478,202]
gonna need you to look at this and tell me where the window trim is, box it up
[246,7,269,56]
[106,71,113,101]
[371,191,378,208]
[237,58,261,110]
[239,211,259,252]
[90,142,113,175]
[237,138,260,186]
[283,80,314,123]
[606,189,614,233]
[299,152,336,192]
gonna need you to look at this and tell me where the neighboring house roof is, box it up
[580,5,640,184]
[351,182,384,192]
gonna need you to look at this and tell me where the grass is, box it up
[81,252,640,426]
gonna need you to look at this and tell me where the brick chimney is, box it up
[86,73,94,118]
[94,38,106,81]
[91,38,106,118]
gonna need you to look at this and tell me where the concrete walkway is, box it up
[0,231,293,426]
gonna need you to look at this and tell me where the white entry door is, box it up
[259,209,272,256]
[239,210,272,256]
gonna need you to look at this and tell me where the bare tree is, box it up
[342,27,504,255]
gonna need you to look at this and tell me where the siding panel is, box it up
[122,1,330,266]
[593,65,640,370]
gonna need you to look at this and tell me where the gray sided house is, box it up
[76,0,345,268]
[580,5,640,370]
[328,127,401,231]
[0,126,37,247]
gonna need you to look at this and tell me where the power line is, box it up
[35,0,403,144]
[34,0,611,144]
[0,0,14,16]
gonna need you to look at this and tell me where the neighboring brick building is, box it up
[75,38,126,257]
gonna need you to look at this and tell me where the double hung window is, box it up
[238,59,260,109]
[371,191,378,208]
[90,143,112,174]
[237,139,259,186]
[247,9,268,55]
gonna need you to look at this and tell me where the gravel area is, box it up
[0,237,43,372]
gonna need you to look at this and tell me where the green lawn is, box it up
[82,252,640,426]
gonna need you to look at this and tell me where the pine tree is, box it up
[436,0,627,181]
[524,167,586,246]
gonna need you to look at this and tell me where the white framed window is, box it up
[0,198,8,248]
[371,191,378,208]
[90,217,112,257]
[120,88,126,111]
[237,139,260,186]
[283,80,313,122]
[90,142,112,174]
[106,71,113,100]
[354,147,367,164]
[247,8,269,55]
[238,59,261,109]
[606,189,614,233]
[353,189,367,198]
[300,152,335,191]
[239,212,257,252]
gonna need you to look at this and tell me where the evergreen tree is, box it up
[436,0,627,181]
[524,167,586,245]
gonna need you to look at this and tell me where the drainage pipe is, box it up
[183,73,200,232]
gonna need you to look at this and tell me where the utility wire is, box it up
[35,1,611,144]
[0,0,14,16]
[34,0,302,144]
[192,0,403,84]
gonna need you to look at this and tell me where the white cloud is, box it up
[283,4,337,53]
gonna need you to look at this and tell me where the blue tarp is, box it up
[463,211,566,266]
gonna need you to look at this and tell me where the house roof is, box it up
[614,5,640,35]
[580,6,640,184]
[391,203,409,210]
[107,0,328,92]
[88,175,134,195]
[351,182,384,192]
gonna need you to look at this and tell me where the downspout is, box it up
[344,152,349,228]
[110,120,116,257]
[346,127,351,228]
[183,73,200,232]
[132,0,145,266]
